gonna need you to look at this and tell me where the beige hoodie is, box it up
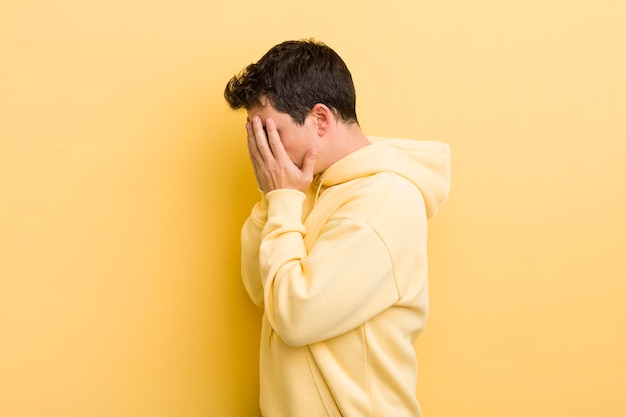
[241,137,451,417]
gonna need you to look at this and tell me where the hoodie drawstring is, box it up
[314,178,324,207]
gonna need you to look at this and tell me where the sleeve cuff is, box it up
[265,189,306,221]
[250,190,269,225]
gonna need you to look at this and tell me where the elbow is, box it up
[270,311,324,347]
[274,326,315,347]
[244,285,265,307]
[251,294,264,307]
[242,275,265,307]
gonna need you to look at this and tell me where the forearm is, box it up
[241,193,269,306]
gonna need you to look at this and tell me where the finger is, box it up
[247,120,268,164]
[300,148,318,179]
[264,118,290,163]
[246,123,264,169]
[251,116,275,162]
[245,122,264,189]
[245,121,258,160]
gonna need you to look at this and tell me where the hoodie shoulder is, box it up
[371,137,451,218]
[321,137,451,218]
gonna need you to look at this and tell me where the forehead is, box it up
[246,97,291,124]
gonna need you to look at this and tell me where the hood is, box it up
[318,137,451,218]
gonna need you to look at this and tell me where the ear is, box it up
[309,103,334,136]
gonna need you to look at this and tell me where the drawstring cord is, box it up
[314,177,324,206]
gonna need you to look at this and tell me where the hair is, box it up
[224,39,358,125]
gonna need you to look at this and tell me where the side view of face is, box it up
[246,97,318,169]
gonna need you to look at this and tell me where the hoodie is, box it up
[241,137,451,417]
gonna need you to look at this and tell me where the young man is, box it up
[224,39,451,417]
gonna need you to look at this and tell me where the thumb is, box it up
[300,149,318,177]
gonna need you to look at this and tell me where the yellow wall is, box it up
[1,1,624,416]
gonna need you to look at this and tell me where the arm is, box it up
[240,193,268,306]
[240,116,317,306]
[259,189,400,347]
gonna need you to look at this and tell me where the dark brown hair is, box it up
[224,39,358,125]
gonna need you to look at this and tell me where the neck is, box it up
[318,122,370,173]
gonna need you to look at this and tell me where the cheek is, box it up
[286,149,304,166]
[283,144,307,167]
[279,129,311,166]
[277,133,299,156]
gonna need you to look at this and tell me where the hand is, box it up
[246,116,318,193]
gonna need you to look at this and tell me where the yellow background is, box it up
[1,1,624,416]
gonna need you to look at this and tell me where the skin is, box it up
[246,96,370,193]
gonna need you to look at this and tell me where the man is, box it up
[224,39,451,417]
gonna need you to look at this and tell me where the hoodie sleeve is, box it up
[260,189,400,347]
[240,191,269,306]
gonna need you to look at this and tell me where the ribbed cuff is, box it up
[265,189,306,221]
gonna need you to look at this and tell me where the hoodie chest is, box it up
[301,176,386,248]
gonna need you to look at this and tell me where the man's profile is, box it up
[224,39,451,417]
